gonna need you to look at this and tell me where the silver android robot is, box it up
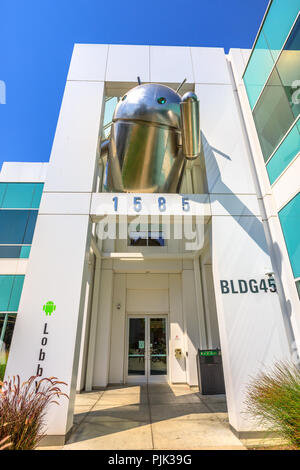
[100,81,201,193]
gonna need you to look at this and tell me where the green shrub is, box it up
[0,375,68,450]
[0,351,8,382]
[245,361,300,449]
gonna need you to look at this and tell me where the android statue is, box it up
[100,80,201,193]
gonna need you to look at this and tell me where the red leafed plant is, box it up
[0,434,12,451]
[0,375,68,450]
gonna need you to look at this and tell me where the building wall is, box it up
[242,0,300,297]
[0,162,47,357]
[4,42,295,437]
[91,267,204,387]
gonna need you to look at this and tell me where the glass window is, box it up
[276,15,300,119]
[20,246,31,258]
[0,183,44,209]
[296,280,300,299]
[279,192,300,279]
[0,314,17,349]
[243,0,300,109]
[253,66,295,161]
[244,33,276,109]
[0,210,38,244]
[262,0,300,63]
[102,97,119,139]
[0,245,31,259]
[0,275,25,312]
[0,246,22,258]
[267,120,300,184]
[128,223,165,246]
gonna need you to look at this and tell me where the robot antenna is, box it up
[176,78,187,93]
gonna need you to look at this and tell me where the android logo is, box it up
[43,301,56,316]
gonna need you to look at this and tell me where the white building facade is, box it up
[2,39,299,443]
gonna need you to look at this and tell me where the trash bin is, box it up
[196,349,225,395]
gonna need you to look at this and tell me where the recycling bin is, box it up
[196,349,225,395]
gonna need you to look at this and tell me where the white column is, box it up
[182,269,199,386]
[109,273,126,384]
[5,44,106,440]
[169,274,186,383]
[92,268,114,387]
[195,75,292,433]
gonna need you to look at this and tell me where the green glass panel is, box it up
[20,246,31,258]
[0,276,14,311]
[0,275,25,311]
[279,192,300,279]
[296,280,300,300]
[1,183,44,209]
[243,33,275,109]
[0,246,21,258]
[253,66,295,161]
[262,0,300,63]
[0,184,6,208]
[243,0,300,109]
[31,183,44,208]
[267,120,300,184]
[0,210,38,244]
[277,16,300,119]
[8,276,25,311]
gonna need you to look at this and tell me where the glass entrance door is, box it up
[127,316,168,383]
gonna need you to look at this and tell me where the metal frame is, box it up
[250,11,300,113]
[266,115,300,167]
[125,313,169,384]
[242,0,274,78]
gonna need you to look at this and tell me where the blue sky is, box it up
[0,0,269,169]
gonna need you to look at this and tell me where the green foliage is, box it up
[0,351,8,382]
[245,361,300,449]
[0,375,68,450]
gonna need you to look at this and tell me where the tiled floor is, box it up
[55,384,245,450]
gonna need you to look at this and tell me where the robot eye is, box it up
[157,97,166,104]
[122,95,127,101]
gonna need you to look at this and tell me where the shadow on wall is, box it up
[202,132,297,360]
[202,132,269,255]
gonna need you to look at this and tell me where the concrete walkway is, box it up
[59,384,245,450]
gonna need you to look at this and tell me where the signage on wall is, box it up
[36,301,56,377]
[220,278,277,295]
[43,301,56,316]
[91,193,210,217]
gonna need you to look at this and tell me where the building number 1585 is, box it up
[112,196,190,213]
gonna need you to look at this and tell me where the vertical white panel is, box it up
[93,269,114,387]
[150,46,194,83]
[201,263,220,349]
[5,214,92,436]
[76,252,95,392]
[109,274,126,384]
[106,45,150,82]
[182,270,200,386]
[191,47,231,84]
[44,81,105,192]
[67,44,108,81]
[169,274,186,383]
[195,83,256,195]
[211,215,291,432]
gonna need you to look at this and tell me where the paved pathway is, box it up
[59,384,245,450]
